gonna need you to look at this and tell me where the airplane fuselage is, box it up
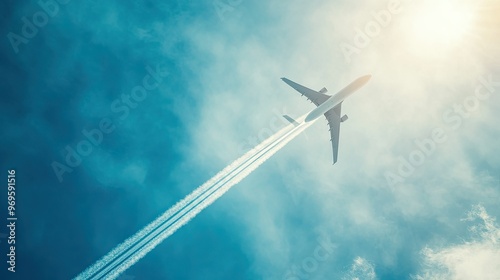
[305,75,371,122]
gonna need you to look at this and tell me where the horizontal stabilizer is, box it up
[283,115,299,127]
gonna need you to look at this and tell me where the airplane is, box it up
[281,75,371,164]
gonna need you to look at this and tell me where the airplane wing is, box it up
[281,78,330,106]
[324,103,343,164]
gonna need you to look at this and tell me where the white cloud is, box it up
[413,205,500,280]
[343,257,377,280]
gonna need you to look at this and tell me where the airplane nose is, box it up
[359,74,372,86]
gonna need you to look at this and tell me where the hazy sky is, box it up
[1,0,499,279]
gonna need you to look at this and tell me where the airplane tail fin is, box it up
[283,115,299,127]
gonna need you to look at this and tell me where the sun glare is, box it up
[403,0,477,54]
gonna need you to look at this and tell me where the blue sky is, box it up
[1,0,499,279]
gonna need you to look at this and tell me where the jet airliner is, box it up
[281,75,371,164]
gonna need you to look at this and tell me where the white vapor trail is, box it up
[75,121,293,280]
[75,115,311,280]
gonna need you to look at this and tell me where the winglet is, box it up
[283,115,299,127]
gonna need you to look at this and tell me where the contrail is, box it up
[102,121,311,280]
[76,122,293,280]
[76,116,311,280]
[102,122,311,279]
